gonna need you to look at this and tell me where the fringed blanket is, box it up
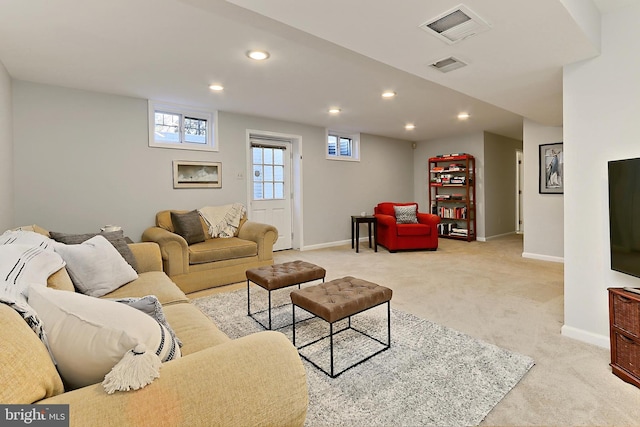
[198,203,246,238]
[0,230,66,362]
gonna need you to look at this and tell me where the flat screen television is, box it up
[608,157,640,279]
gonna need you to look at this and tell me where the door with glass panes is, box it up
[250,142,292,251]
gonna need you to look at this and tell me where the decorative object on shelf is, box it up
[173,160,221,189]
[538,142,563,194]
[429,154,476,241]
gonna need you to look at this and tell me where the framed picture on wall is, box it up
[539,142,563,194]
[173,161,221,188]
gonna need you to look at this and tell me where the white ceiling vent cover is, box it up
[430,57,467,73]
[419,4,491,44]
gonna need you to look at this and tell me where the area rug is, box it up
[193,288,534,427]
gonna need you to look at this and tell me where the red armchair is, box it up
[374,202,440,252]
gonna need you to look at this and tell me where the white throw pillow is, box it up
[53,235,138,297]
[28,286,181,390]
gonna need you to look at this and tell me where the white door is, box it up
[250,140,292,251]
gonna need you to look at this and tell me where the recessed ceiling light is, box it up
[458,112,470,120]
[382,91,396,99]
[209,84,224,91]
[405,124,416,130]
[247,50,270,60]
[328,108,341,114]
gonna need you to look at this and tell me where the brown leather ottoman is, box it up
[290,276,392,377]
[246,261,326,330]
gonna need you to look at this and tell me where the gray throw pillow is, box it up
[50,229,138,272]
[171,210,205,245]
[394,205,419,224]
[110,295,182,348]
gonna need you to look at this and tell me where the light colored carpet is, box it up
[193,288,534,427]
[189,234,640,426]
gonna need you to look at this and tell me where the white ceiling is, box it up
[0,0,634,142]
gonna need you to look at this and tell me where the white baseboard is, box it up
[522,252,564,263]
[301,239,350,251]
[561,324,609,349]
[301,238,377,252]
[483,231,516,241]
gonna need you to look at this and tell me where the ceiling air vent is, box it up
[430,56,467,73]
[419,4,490,44]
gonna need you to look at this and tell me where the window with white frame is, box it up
[148,101,217,151]
[327,131,359,161]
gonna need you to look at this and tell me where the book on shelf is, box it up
[435,153,468,158]
[436,206,467,219]
[450,228,469,237]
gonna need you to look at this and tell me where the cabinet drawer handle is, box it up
[617,294,632,303]
[620,334,635,344]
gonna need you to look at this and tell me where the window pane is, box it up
[339,137,352,156]
[274,165,284,181]
[264,148,273,164]
[253,183,263,200]
[275,182,284,199]
[328,135,337,156]
[274,149,284,165]
[252,147,263,163]
[253,165,263,182]
[155,112,180,143]
[264,183,274,199]
[264,165,273,181]
[184,117,207,144]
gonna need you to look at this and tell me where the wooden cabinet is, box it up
[608,287,640,388]
[429,154,476,241]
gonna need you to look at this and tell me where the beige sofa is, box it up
[0,238,308,426]
[142,210,277,294]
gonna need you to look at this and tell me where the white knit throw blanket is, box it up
[198,203,246,238]
[0,230,65,363]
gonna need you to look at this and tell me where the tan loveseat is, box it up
[0,236,308,426]
[142,210,277,294]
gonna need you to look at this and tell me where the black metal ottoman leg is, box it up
[268,290,272,330]
[292,304,296,346]
[330,322,334,377]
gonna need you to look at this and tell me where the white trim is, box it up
[301,239,351,251]
[522,252,564,263]
[483,231,517,241]
[148,100,218,152]
[561,325,609,349]
[245,129,303,250]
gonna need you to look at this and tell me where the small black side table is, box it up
[351,215,377,253]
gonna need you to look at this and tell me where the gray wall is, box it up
[522,119,564,261]
[483,132,522,238]
[0,61,12,231]
[413,132,486,239]
[11,81,414,247]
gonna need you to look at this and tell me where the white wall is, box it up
[562,3,640,348]
[11,81,414,246]
[522,119,564,261]
[414,133,486,239]
[0,61,12,231]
